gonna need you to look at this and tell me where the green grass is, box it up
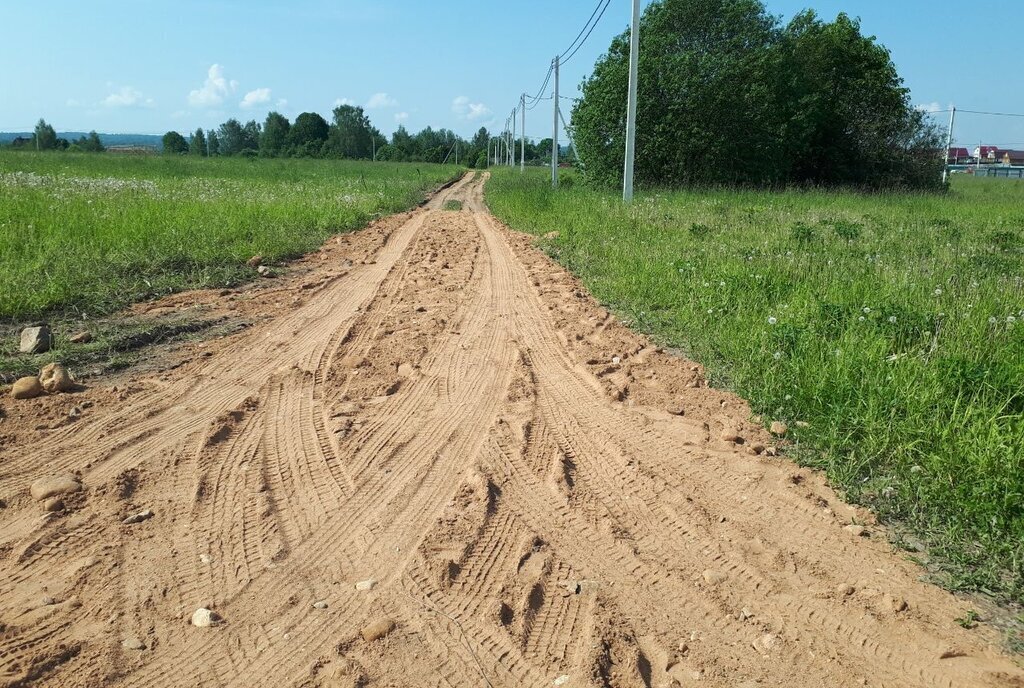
[487,169,1024,602]
[0,152,459,321]
[443,200,464,211]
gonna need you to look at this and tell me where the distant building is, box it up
[997,149,1024,165]
[947,147,971,164]
[974,145,1000,163]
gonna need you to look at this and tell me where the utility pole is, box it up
[521,93,526,172]
[942,106,956,184]
[552,55,560,188]
[623,0,641,202]
[511,108,516,167]
[455,140,458,166]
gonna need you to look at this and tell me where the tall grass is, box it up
[488,169,1024,601]
[0,152,458,320]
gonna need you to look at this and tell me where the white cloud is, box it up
[394,112,409,123]
[188,64,238,107]
[366,92,397,109]
[915,102,949,114]
[103,86,154,108]
[452,95,491,121]
[240,87,272,109]
[334,97,354,107]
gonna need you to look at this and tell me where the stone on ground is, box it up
[40,363,74,393]
[769,421,788,436]
[69,331,93,344]
[360,618,395,642]
[11,376,43,400]
[30,474,83,501]
[20,325,52,354]
[191,607,221,627]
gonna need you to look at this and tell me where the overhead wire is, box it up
[560,0,612,65]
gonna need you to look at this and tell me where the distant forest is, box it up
[4,108,568,169]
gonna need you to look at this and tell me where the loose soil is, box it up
[1,173,1021,687]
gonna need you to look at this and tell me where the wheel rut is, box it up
[0,172,1021,688]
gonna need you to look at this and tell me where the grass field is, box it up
[487,169,1024,602]
[0,152,458,321]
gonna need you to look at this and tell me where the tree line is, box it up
[162,105,563,169]
[3,119,106,153]
[574,0,944,189]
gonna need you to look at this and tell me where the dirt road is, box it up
[1,173,1021,687]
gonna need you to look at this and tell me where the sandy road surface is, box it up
[1,173,1021,687]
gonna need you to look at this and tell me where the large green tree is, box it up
[190,128,207,156]
[162,131,189,155]
[572,0,942,189]
[325,105,374,159]
[217,119,245,156]
[260,112,291,156]
[33,119,58,151]
[288,112,330,156]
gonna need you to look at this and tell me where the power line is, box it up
[559,0,608,62]
[958,109,1024,118]
[561,0,612,65]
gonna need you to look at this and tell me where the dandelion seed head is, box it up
[767,316,777,325]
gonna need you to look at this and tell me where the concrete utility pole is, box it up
[552,55,560,188]
[623,0,641,202]
[942,106,956,184]
[511,108,516,166]
[521,93,526,172]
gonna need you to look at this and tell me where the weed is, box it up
[486,169,1024,603]
[0,152,457,322]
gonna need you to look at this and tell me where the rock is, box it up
[68,405,83,419]
[747,443,766,455]
[69,331,93,344]
[11,376,43,400]
[769,421,788,436]
[122,509,154,525]
[41,595,56,606]
[702,569,728,585]
[43,497,64,512]
[257,265,272,277]
[200,554,212,564]
[354,578,377,591]
[191,607,221,627]
[122,637,146,650]
[30,474,82,501]
[313,600,328,609]
[720,429,742,443]
[246,255,263,268]
[397,363,415,378]
[754,633,779,654]
[836,583,856,597]
[843,524,867,537]
[40,363,74,393]
[666,403,685,416]
[882,594,908,613]
[360,617,395,642]
[20,326,52,354]
[612,356,621,365]
[765,446,779,457]
[795,421,810,428]
[553,676,570,686]
[939,648,966,660]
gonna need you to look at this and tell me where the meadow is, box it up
[487,170,1024,602]
[0,152,457,321]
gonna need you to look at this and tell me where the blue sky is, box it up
[1,0,1021,148]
